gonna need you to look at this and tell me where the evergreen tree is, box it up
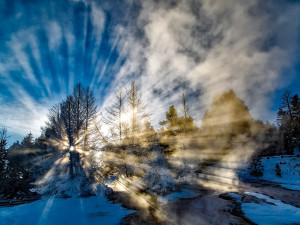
[142,121,156,144]
[250,157,264,177]
[12,132,37,169]
[160,97,196,141]
[160,105,181,137]
[275,163,282,177]
[21,132,34,149]
[0,127,7,176]
[1,131,35,198]
[9,141,22,150]
[277,91,300,154]
[251,120,279,156]
[201,90,254,159]
[201,89,253,137]
[159,105,184,155]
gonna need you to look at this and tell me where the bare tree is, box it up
[277,90,298,155]
[278,90,293,121]
[61,95,76,178]
[181,91,189,133]
[46,104,63,141]
[82,87,97,151]
[61,96,76,147]
[73,84,85,143]
[104,89,125,143]
[179,90,196,134]
[181,91,188,120]
[127,82,150,142]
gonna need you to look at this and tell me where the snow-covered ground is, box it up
[0,196,134,225]
[157,189,198,204]
[259,156,300,190]
[242,192,300,225]
[243,155,300,190]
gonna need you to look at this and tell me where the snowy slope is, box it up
[259,156,300,190]
[242,192,300,225]
[0,196,134,225]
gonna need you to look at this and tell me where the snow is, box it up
[0,196,134,225]
[280,184,300,191]
[260,156,300,190]
[157,189,198,204]
[242,192,300,225]
[142,166,175,194]
[248,155,300,191]
[225,193,242,203]
[141,150,175,194]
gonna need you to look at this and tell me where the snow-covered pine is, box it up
[141,145,175,195]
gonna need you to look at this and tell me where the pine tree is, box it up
[201,90,254,160]
[9,141,22,150]
[142,121,156,144]
[2,131,35,198]
[251,120,279,156]
[159,105,183,155]
[202,89,252,137]
[21,132,34,148]
[275,163,282,177]
[250,157,264,177]
[160,105,180,137]
[0,127,7,176]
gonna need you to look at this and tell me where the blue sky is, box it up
[0,0,299,144]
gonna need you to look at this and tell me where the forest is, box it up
[0,82,299,201]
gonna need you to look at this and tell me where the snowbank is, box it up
[245,155,300,190]
[222,192,242,203]
[157,189,198,204]
[0,196,134,225]
[260,156,300,190]
[242,192,300,225]
[141,151,175,195]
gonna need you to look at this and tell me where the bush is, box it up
[275,163,282,177]
[141,151,174,195]
[250,158,264,177]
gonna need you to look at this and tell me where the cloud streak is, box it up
[0,0,299,141]
[108,0,300,126]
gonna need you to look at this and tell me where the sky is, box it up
[0,0,299,144]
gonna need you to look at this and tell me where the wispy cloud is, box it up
[0,0,299,141]
[101,0,300,126]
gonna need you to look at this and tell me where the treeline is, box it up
[277,91,300,155]
[0,132,37,198]
[0,83,299,198]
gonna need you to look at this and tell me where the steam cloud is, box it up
[0,0,299,140]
